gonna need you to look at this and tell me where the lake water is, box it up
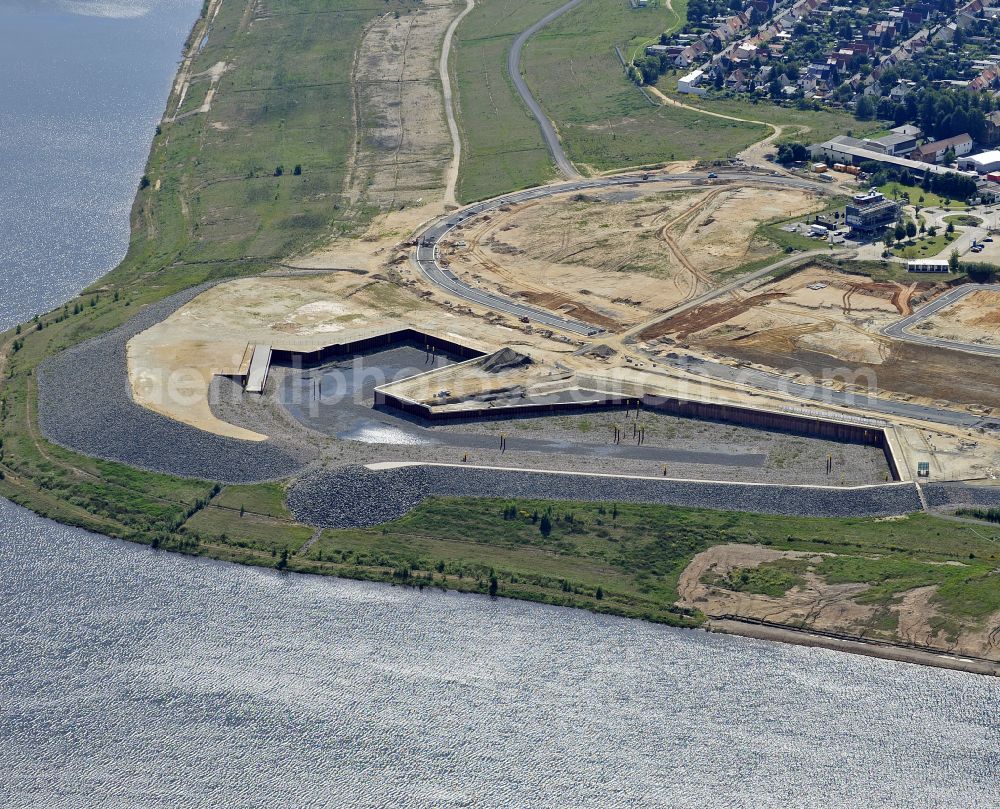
[2,500,999,808]
[0,0,198,330]
[0,2,999,807]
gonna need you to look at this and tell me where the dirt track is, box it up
[442,183,822,332]
[346,1,459,208]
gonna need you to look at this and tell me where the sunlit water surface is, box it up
[0,0,199,329]
[2,501,999,808]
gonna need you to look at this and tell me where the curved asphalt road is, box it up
[413,169,1000,433]
[882,283,1000,358]
[414,169,836,337]
[508,0,585,180]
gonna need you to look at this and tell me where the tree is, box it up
[539,514,552,537]
[883,230,895,249]
[895,222,907,242]
[293,164,302,176]
[946,221,956,234]
[856,95,876,121]
[595,586,604,600]
[949,249,961,272]
[905,221,917,238]
[488,576,498,597]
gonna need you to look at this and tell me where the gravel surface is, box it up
[288,464,923,529]
[923,483,1000,509]
[36,285,312,483]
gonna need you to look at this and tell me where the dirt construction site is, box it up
[910,288,1000,349]
[427,182,824,331]
[120,0,1000,491]
[120,114,1000,488]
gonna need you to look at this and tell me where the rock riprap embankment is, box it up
[36,285,309,482]
[288,464,924,528]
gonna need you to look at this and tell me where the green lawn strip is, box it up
[183,507,314,554]
[944,214,984,227]
[452,0,569,202]
[879,182,967,211]
[891,232,959,259]
[213,482,295,519]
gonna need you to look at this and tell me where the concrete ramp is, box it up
[245,344,273,393]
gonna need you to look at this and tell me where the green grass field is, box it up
[520,0,766,172]
[879,182,968,210]
[451,0,569,202]
[664,92,880,145]
[291,498,1000,630]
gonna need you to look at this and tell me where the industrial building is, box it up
[959,150,1000,174]
[845,190,900,236]
[814,137,958,179]
[862,132,918,157]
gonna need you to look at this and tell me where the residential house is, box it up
[985,110,1000,146]
[911,133,974,163]
[677,68,708,95]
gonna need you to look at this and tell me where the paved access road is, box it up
[882,283,1000,359]
[508,0,585,180]
[414,170,834,337]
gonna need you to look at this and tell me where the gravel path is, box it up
[36,285,311,483]
[288,464,923,529]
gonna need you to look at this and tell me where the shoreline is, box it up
[0,0,998,682]
[708,617,1000,677]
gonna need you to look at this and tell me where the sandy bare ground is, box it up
[345,1,460,209]
[911,289,1000,348]
[653,265,908,362]
[677,544,877,632]
[128,274,400,440]
[678,542,1000,662]
[439,183,822,331]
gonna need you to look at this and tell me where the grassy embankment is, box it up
[451,0,570,202]
[0,0,396,542]
[664,93,882,145]
[521,0,768,173]
[185,488,1000,637]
